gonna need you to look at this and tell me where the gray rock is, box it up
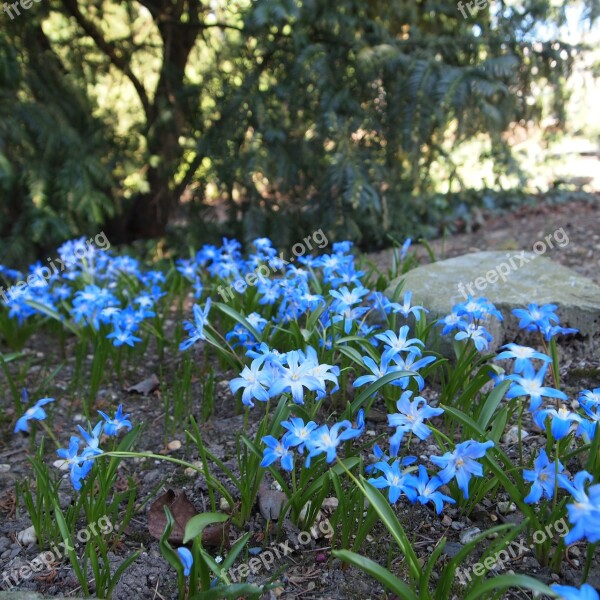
[443,541,463,557]
[386,251,600,354]
[460,526,482,544]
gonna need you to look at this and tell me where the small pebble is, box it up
[167,440,182,451]
[322,497,339,512]
[16,526,36,546]
[498,501,516,514]
[503,426,529,445]
[460,527,482,544]
[0,464,10,473]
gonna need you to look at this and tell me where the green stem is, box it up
[39,421,62,449]
[583,543,597,581]
[517,397,524,469]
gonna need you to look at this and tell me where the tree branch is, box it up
[60,0,151,120]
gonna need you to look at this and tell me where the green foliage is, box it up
[334,475,555,599]
[1,0,598,254]
[0,22,118,264]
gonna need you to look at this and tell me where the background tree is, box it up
[0,0,598,262]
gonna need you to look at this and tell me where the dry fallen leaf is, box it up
[126,374,160,396]
[258,483,287,521]
[148,489,199,544]
[147,489,229,548]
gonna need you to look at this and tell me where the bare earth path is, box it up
[370,197,600,286]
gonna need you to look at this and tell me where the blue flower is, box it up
[579,400,600,434]
[365,445,416,474]
[106,325,142,347]
[495,343,551,373]
[413,465,456,514]
[179,299,212,351]
[77,422,104,453]
[230,359,272,407]
[269,350,323,404]
[305,421,361,466]
[488,370,507,387]
[577,418,597,441]
[353,354,402,388]
[506,362,567,411]
[388,392,444,453]
[177,547,194,577]
[176,259,197,281]
[281,417,318,452]
[98,405,132,436]
[328,286,369,333]
[14,397,55,433]
[375,325,424,362]
[56,436,100,491]
[455,323,492,352]
[456,296,503,323]
[400,238,412,260]
[431,440,494,499]
[342,409,365,439]
[393,291,428,322]
[558,471,600,544]
[367,460,418,504]
[299,346,340,398]
[260,436,294,471]
[534,406,581,440]
[579,388,600,412]
[542,324,578,341]
[368,292,401,315]
[512,303,559,333]
[523,449,563,503]
[391,353,436,391]
[329,285,369,310]
[551,583,600,600]
[437,310,463,336]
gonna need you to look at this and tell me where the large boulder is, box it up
[385,251,600,353]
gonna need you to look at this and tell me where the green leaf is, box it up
[160,507,184,574]
[24,300,81,337]
[333,550,418,599]
[359,478,421,584]
[463,574,554,599]
[476,380,510,430]
[351,369,417,412]
[218,532,252,574]
[190,583,266,599]
[441,405,541,530]
[213,302,262,342]
[53,502,89,595]
[302,457,360,500]
[184,512,229,544]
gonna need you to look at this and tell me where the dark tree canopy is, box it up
[0,0,598,261]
